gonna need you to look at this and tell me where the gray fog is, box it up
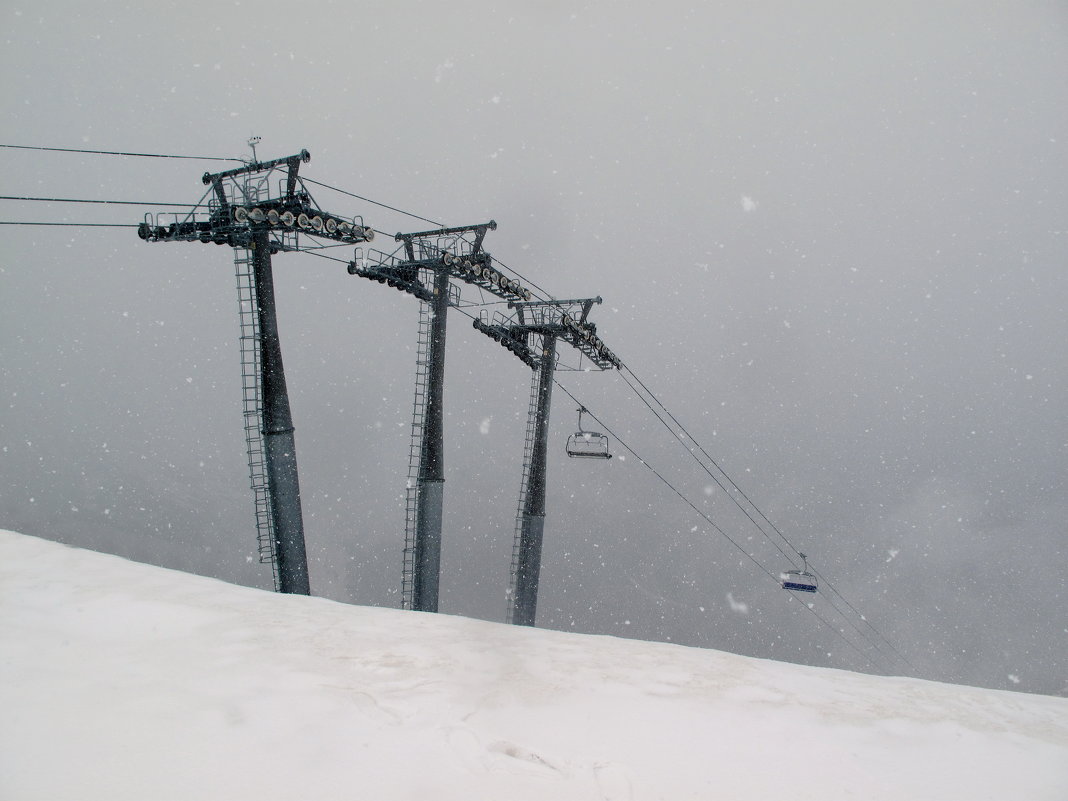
[2,1,1066,695]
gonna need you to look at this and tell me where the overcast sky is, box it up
[2,0,1066,695]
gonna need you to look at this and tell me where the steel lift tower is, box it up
[473,297,620,626]
[137,148,373,594]
[348,222,539,612]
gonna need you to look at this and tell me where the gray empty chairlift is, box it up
[781,552,818,593]
[566,406,612,460]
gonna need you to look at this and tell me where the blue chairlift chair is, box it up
[781,552,818,593]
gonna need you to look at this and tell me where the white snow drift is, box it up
[2,529,1066,800]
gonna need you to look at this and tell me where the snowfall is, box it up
[2,529,1066,800]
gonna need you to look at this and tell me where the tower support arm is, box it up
[203,149,311,187]
[396,220,497,257]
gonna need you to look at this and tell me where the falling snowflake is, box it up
[726,592,749,614]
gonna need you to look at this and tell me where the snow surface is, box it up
[2,530,1066,801]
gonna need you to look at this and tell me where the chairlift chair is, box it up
[566,407,612,459]
[781,552,818,593]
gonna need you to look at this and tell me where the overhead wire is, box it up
[292,248,351,265]
[300,180,555,309]
[282,181,908,673]
[394,213,909,671]
[0,221,139,227]
[796,572,901,669]
[0,189,211,230]
[288,218,910,673]
[3,152,909,673]
[783,591,876,669]
[809,566,917,671]
[563,359,878,670]
[615,366,799,567]
[0,143,244,162]
[300,176,443,228]
[620,363,805,563]
[291,239,353,252]
[108,166,557,309]
[609,358,913,671]
[553,380,781,583]
[0,195,200,207]
[550,377,891,672]
[296,176,559,307]
[614,361,910,671]
[298,176,562,305]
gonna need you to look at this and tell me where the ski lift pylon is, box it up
[566,406,612,460]
[781,552,818,593]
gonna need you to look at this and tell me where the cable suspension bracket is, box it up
[472,295,620,371]
[137,148,374,251]
[349,219,534,308]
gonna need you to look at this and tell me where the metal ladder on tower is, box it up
[402,298,433,609]
[234,246,280,590]
[506,348,545,622]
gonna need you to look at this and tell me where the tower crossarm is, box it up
[371,220,535,304]
[202,148,311,193]
[509,298,620,370]
[472,315,539,369]
[347,248,437,303]
[471,299,619,371]
[395,220,497,259]
[137,148,374,249]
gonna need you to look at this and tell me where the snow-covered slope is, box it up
[2,530,1065,801]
